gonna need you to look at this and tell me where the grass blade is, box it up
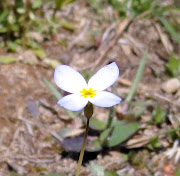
[125,50,148,104]
[159,17,180,46]
[44,78,62,100]
[43,78,76,118]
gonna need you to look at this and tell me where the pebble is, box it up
[161,78,180,93]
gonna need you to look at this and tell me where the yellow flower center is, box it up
[80,88,96,98]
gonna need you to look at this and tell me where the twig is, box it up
[84,18,130,71]
[68,21,91,49]
[154,22,172,54]
[152,93,175,105]
[101,23,116,43]
[10,155,55,163]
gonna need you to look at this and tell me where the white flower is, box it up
[54,62,122,111]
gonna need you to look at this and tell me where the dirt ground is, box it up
[0,0,180,176]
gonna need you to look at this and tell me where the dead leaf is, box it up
[125,135,152,148]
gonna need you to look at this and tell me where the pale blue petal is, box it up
[89,91,121,107]
[88,62,119,92]
[57,94,88,111]
[54,65,87,93]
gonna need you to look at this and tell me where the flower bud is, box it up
[84,102,93,119]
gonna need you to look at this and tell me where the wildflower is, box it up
[54,62,121,111]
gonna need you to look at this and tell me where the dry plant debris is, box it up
[0,0,180,176]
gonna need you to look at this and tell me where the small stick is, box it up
[83,18,130,71]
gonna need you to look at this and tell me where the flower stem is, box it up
[75,117,90,176]
[105,107,114,129]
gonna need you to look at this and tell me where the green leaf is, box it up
[87,161,105,176]
[14,0,24,8]
[111,120,125,126]
[175,169,180,176]
[59,20,75,31]
[86,138,102,152]
[6,42,19,52]
[33,49,46,59]
[109,0,159,18]
[87,106,118,132]
[147,137,160,150]
[152,106,167,125]
[0,10,9,23]
[100,128,112,144]
[32,0,42,9]
[8,173,19,176]
[0,56,16,64]
[44,58,61,69]
[55,0,65,10]
[0,26,7,33]
[89,118,106,131]
[105,170,119,176]
[165,54,180,77]
[107,122,140,147]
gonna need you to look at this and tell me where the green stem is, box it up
[105,107,114,129]
[75,118,90,176]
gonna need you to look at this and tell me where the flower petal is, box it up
[57,94,88,111]
[88,62,119,91]
[89,91,121,107]
[54,65,87,93]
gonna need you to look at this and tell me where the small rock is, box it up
[27,99,39,117]
[161,78,180,93]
